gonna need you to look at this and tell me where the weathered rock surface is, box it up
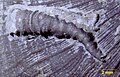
[0,0,120,77]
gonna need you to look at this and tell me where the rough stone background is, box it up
[0,0,120,77]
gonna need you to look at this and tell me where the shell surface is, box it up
[0,0,120,77]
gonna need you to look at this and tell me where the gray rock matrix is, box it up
[0,0,120,77]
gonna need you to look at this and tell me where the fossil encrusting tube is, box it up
[15,10,106,62]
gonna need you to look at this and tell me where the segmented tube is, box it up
[15,10,106,62]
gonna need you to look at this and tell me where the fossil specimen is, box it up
[9,9,105,62]
[0,0,120,77]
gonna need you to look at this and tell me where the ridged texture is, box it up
[0,0,120,77]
